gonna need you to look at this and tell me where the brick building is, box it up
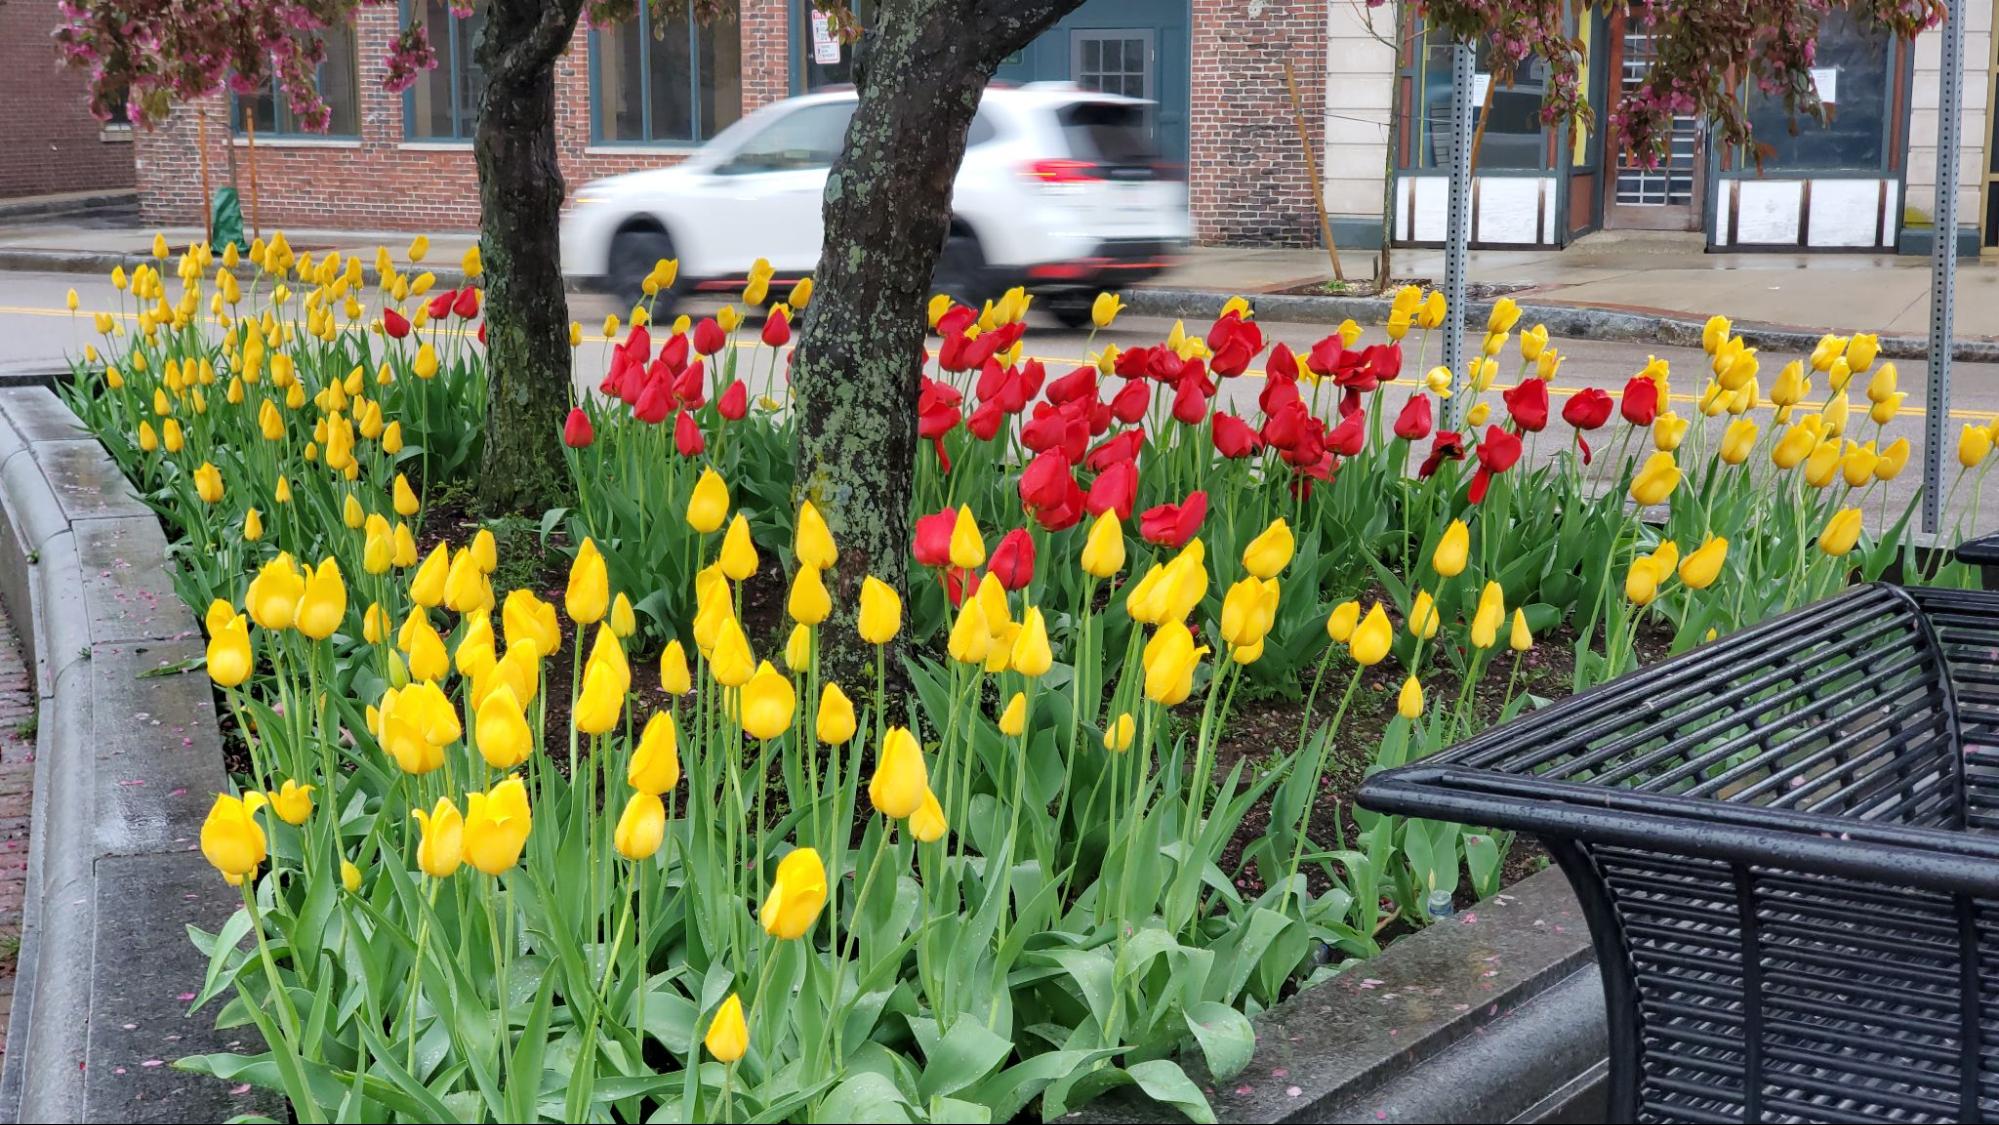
[0,0,135,199]
[131,0,1327,247]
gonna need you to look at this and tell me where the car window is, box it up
[720,102,858,173]
[967,109,998,147]
[1057,101,1159,166]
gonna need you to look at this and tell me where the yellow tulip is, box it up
[1487,296,1521,335]
[1325,600,1360,643]
[1080,510,1126,578]
[780,622,810,671]
[194,461,225,504]
[659,640,692,694]
[795,500,838,569]
[1092,291,1124,328]
[163,418,184,453]
[1876,437,1911,482]
[709,616,755,687]
[392,521,417,566]
[1701,314,1731,355]
[1626,558,1661,606]
[1629,452,1682,506]
[200,792,269,882]
[1679,537,1728,590]
[947,596,991,665]
[573,659,626,735]
[686,468,730,533]
[788,564,831,626]
[760,847,828,939]
[1433,520,1469,578]
[1869,392,1905,426]
[869,726,929,819]
[295,557,348,640]
[948,505,985,569]
[1419,289,1446,330]
[1011,607,1053,677]
[1509,608,1532,652]
[1103,712,1136,753]
[503,589,561,658]
[1242,518,1294,579]
[999,692,1027,737]
[1719,418,1758,465]
[1960,424,1993,468]
[474,684,533,769]
[409,543,449,608]
[910,788,949,842]
[1864,361,1897,404]
[1518,323,1549,362]
[1398,675,1424,720]
[566,538,610,624]
[246,554,305,631]
[1408,590,1439,639]
[1841,441,1880,488]
[719,514,758,581]
[740,661,797,740]
[137,420,158,452]
[1470,581,1505,649]
[629,712,682,793]
[1142,620,1207,706]
[1773,420,1820,469]
[858,576,901,644]
[706,994,748,1063]
[608,592,636,639]
[403,616,450,682]
[462,777,532,875]
[268,779,315,826]
[613,791,666,860]
[206,610,253,687]
[1822,391,1851,437]
[411,797,463,877]
[817,682,857,745]
[341,859,362,892]
[1804,439,1842,488]
[1846,333,1879,373]
[1350,603,1393,665]
[1819,507,1864,557]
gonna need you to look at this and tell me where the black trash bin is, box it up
[1358,581,1999,1123]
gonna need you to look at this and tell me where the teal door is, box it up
[993,0,1190,169]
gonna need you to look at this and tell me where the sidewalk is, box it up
[1,212,1995,340]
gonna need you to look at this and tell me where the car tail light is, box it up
[1023,158,1099,184]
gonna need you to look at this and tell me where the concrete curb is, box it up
[0,383,279,1123]
[1122,286,1999,364]
[1069,867,1606,1124]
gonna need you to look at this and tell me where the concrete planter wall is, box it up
[0,385,276,1122]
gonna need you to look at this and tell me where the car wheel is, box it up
[1045,293,1095,330]
[930,231,991,310]
[609,227,681,316]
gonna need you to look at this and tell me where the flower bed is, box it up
[54,234,1959,1123]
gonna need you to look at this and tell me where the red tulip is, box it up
[1046,365,1096,405]
[1170,378,1209,426]
[936,305,976,338]
[659,331,690,373]
[1265,342,1300,383]
[968,399,1005,441]
[1326,410,1365,457]
[673,360,707,409]
[989,529,1036,590]
[562,406,594,448]
[1016,358,1046,403]
[1086,428,1144,471]
[1207,311,1263,377]
[918,377,962,440]
[693,317,727,356]
[383,308,410,339]
[1031,479,1087,531]
[633,374,674,424]
[1087,458,1138,519]
[1393,395,1434,441]
[673,409,705,456]
[1212,412,1262,458]
[942,566,972,607]
[1306,333,1344,377]
[1113,346,1153,380]
[452,287,479,319]
[1468,425,1522,503]
[1019,449,1075,514]
[1145,347,1185,383]
[718,380,748,421]
[913,509,956,567]
[1139,490,1208,548]
[761,306,791,347]
[1417,430,1466,479]
[976,358,1009,403]
[1562,387,1613,431]
[477,321,486,346]
[623,325,652,366]
[1503,379,1549,432]
[1621,375,1659,426]
[1109,380,1149,424]
[426,289,457,320]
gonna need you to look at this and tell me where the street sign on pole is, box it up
[1439,41,1475,427]
[1923,4,1965,537]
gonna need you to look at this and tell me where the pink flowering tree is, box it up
[1416,0,1948,164]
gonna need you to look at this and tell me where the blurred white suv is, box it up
[561,83,1190,327]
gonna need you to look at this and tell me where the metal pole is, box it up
[1440,40,1475,426]
[1923,7,1965,536]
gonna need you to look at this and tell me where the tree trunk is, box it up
[790,0,1080,679]
[472,0,585,514]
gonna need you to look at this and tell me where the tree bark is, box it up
[791,0,1082,679]
[472,0,585,514]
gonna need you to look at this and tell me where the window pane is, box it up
[457,6,490,133]
[698,16,743,139]
[318,24,360,135]
[727,102,856,171]
[597,20,645,140]
[408,0,486,138]
[647,15,695,140]
[1742,10,1891,171]
[1418,32,1550,171]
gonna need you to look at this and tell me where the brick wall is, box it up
[0,0,136,199]
[135,1,790,231]
[1188,0,1326,246]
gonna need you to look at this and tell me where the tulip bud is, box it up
[858,576,902,645]
[869,726,929,819]
[705,994,748,1063]
[759,847,828,939]
[1818,507,1864,557]
[1509,608,1533,652]
[613,791,666,860]
[817,683,857,745]
[910,789,949,843]
[1350,603,1393,666]
[1398,675,1424,720]
[1432,520,1469,578]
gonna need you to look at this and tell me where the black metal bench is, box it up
[1358,579,1999,1123]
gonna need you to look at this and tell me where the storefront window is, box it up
[595,8,743,144]
[407,1,488,141]
[797,1,874,91]
[235,26,360,136]
[1411,28,1552,172]
[1740,10,1898,171]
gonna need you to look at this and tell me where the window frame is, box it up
[1718,9,1910,179]
[231,26,362,139]
[401,0,486,143]
[588,6,744,148]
